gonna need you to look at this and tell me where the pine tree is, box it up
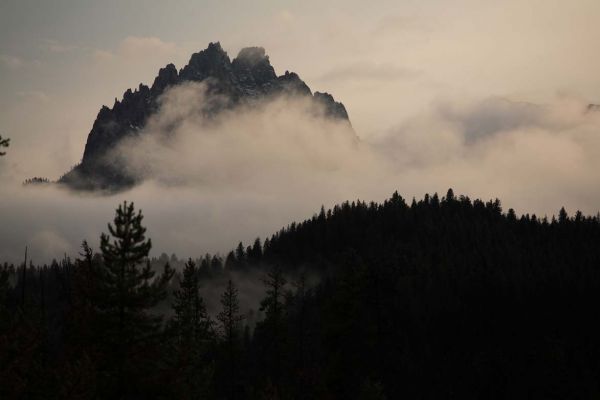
[291,273,309,371]
[218,279,244,348]
[249,238,263,264]
[225,251,236,271]
[260,265,287,325]
[507,208,517,222]
[0,264,9,317]
[97,201,174,397]
[217,279,245,400]
[170,258,213,399]
[235,242,246,268]
[559,207,569,224]
[172,259,211,344]
[211,255,223,274]
[259,265,287,391]
[68,241,100,352]
[59,241,101,399]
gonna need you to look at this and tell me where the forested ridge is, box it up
[2,189,600,399]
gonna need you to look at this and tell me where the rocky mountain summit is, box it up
[59,42,350,191]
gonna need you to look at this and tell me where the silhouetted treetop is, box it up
[0,135,9,156]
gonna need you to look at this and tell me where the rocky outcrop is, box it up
[59,42,351,191]
[314,91,350,120]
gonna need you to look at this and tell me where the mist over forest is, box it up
[2,88,600,264]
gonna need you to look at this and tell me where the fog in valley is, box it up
[1,82,599,263]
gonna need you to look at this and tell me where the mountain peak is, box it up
[151,63,178,93]
[314,92,349,120]
[232,47,277,92]
[207,41,225,53]
[235,47,269,65]
[179,41,232,82]
[59,42,352,191]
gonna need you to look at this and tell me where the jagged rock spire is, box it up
[59,42,351,191]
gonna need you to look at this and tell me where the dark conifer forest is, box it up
[2,190,600,399]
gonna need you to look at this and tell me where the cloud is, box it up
[118,36,178,59]
[316,62,419,84]
[41,39,78,53]
[375,95,600,214]
[1,82,600,265]
[371,14,434,36]
[274,10,295,26]
[30,230,71,263]
[435,98,544,142]
[16,90,50,103]
[0,54,24,69]
[93,36,179,63]
[0,83,389,264]
[87,36,186,102]
[113,82,377,188]
[92,49,116,63]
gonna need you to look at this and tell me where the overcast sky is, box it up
[1,1,600,263]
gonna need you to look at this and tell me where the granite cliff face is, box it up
[59,42,350,191]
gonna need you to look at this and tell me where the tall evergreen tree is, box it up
[225,251,236,271]
[97,201,174,398]
[172,259,210,344]
[248,238,263,265]
[260,265,287,325]
[59,241,101,398]
[211,255,223,274]
[68,241,100,350]
[290,272,309,371]
[258,265,287,392]
[217,279,245,399]
[235,242,246,269]
[218,280,244,347]
[170,258,213,399]
[559,206,569,223]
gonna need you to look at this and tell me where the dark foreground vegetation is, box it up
[2,189,600,399]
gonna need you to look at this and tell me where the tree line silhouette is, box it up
[2,189,600,399]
